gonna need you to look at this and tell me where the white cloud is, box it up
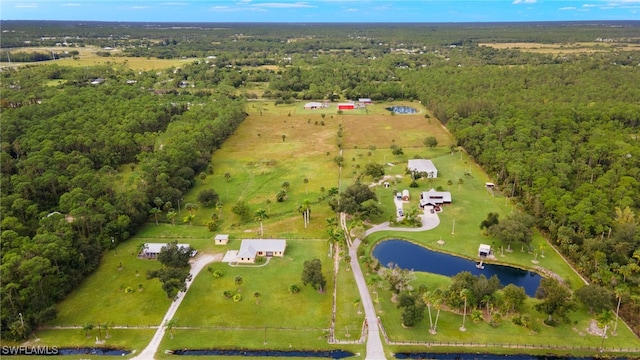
[62,3,81,6]
[162,2,189,5]
[512,0,537,4]
[582,3,597,7]
[559,6,577,10]
[252,2,316,8]
[14,3,37,8]
[346,8,357,12]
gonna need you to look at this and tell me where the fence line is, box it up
[376,321,640,353]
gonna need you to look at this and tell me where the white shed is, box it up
[214,234,229,245]
[478,244,491,257]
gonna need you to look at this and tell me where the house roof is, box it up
[237,239,287,258]
[478,244,491,253]
[408,159,437,174]
[304,102,324,108]
[419,188,452,206]
[143,243,191,254]
[215,234,229,241]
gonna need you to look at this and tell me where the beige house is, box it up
[214,234,229,245]
[236,239,287,263]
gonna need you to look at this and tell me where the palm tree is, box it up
[432,290,443,334]
[299,200,311,228]
[185,203,198,215]
[164,319,178,339]
[215,201,224,219]
[183,214,195,226]
[224,171,231,182]
[460,288,471,331]
[103,322,111,339]
[613,285,628,335]
[254,208,268,237]
[235,276,243,292]
[423,291,434,334]
[149,207,161,225]
[303,178,309,194]
[253,291,261,304]
[166,211,177,226]
[598,310,614,350]
[82,323,93,338]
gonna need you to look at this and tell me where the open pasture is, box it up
[479,41,640,54]
[339,110,455,150]
[2,46,192,70]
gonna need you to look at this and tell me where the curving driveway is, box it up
[344,209,441,360]
[132,254,216,360]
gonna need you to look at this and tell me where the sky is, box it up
[1,0,639,23]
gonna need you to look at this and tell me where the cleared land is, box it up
[479,41,640,54]
[1,46,193,70]
[23,100,640,358]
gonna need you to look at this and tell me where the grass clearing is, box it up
[2,46,192,71]
[32,98,640,354]
[479,42,640,54]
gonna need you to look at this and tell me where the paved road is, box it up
[132,254,215,360]
[349,237,387,360]
[342,209,441,360]
[366,208,440,236]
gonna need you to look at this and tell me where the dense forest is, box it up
[0,61,247,339]
[1,20,640,339]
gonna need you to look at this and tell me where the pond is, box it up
[386,105,418,114]
[372,240,542,296]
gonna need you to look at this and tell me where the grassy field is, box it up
[1,46,193,70]
[27,99,640,356]
[479,41,640,54]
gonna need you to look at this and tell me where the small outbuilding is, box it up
[402,189,410,201]
[214,234,229,245]
[478,244,491,257]
[338,103,355,110]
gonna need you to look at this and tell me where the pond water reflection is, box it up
[372,240,542,296]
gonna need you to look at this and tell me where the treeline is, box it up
[405,52,640,332]
[0,64,246,339]
[2,20,639,58]
[201,43,640,333]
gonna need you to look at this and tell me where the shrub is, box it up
[233,294,242,302]
[289,284,301,294]
[213,270,224,278]
[223,290,233,299]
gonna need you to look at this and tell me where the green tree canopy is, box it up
[157,241,193,268]
[301,258,326,292]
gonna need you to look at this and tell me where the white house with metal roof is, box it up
[236,239,287,263]
[140,243,194,259]
[419,188,452,208]
[408,159,438,178]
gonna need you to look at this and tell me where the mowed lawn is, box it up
[162,239,349,350]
